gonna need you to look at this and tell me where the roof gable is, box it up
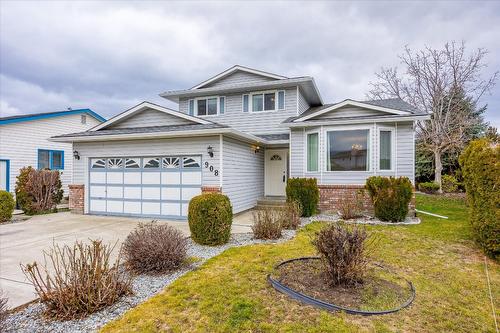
[0,109,105,126]
[191,65,287,89]
[294,99,415,122]
[91,101,211,131]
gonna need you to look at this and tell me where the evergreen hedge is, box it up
[459,139,499,258]
[0,191,15,223]
[365,176,413,222]
[188,193,233,245]
[286,178,319,217]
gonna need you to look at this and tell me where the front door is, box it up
[265,149,288,196]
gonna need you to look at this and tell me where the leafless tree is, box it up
[368,41,497,191]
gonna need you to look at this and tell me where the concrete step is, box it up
[256,196,287,210]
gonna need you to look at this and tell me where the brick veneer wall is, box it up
[68,184,84,214]
[318,184,416,217]
[201,186,222,193]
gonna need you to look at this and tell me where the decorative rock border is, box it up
[268,257,416,316]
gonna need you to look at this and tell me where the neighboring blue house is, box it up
[0,109,105,195]
[52,65,429,218]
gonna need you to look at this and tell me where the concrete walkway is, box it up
[0,211,254,308]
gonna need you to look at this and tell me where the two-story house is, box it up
[52,65,429,218]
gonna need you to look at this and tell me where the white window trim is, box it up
[194,96,220,117]
[377,126,396,172]
[305,130,320,173]
[323,125,373,173]
[219,96,226,115]
[248,89,285,113]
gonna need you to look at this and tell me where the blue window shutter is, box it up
[278,91,285,110]
[243,95,249,112]
[219,97,225,114]
[188,99,194,115]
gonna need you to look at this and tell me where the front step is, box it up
[255,196,286,210]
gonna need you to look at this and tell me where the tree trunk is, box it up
[434,150,443,193]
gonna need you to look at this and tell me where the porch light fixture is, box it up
[207,145,214,158]
[73,150,80,160]
[252,145,260,154]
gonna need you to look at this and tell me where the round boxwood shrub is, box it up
[366,176,413,222]
[286,178,319,217]
[441,174,460,193]
[0,190,15,223]
[188,193,233,245]
[418,181,440,194]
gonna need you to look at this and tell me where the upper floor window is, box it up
[192,96,225,116]
[326,129,370,171]
[242,90,285,113]
[38,149,64,170]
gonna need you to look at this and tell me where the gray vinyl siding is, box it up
[179,87,297,134]
[298,88,310,114]
[222,137,264,213]
[73,136,221,213]
[314,106,387,119]
[203,71,277,88]
[290,121,415,185]
[109,109,194,129]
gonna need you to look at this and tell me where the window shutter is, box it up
[219,97,225,114]
[242,95,249,112]
[188,99,194,116]
[278,91,285,110]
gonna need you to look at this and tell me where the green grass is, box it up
[102,194,499,332]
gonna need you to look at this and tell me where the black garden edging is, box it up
[267,257,416,316]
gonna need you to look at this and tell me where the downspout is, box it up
[320,125,323,185]
[395,123,398,177]
[219,134,223,190]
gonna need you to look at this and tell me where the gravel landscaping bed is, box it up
[3,220,311,333]
[308,214,421,225]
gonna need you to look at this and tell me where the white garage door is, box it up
[88,156,202,219]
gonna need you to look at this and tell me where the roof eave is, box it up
[50,127,268,145]
[284,114,430,127]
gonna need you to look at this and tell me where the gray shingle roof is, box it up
[52,123,227,138]
[284,98,423,123]
[255,133,290,141]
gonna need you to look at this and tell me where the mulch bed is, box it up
[275,258,411,311]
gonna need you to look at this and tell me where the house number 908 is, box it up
[204,161,219,177]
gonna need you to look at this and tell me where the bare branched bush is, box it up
[0,289,8,328]
[312,222,374,286]
[337,190,366,220]
[280,201,302,230]
[121,222,188,274]
[252,208,282,239]
[21,240,131,320]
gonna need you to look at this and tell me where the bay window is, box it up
[326,129,370,171]
[307,132,319,172]
[379,130,393,170]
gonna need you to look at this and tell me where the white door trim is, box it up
[264,148,288,196]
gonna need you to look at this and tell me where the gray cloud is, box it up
[1,1,499,126]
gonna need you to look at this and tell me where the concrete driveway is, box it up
[0,211,254,308]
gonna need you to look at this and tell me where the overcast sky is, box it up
[1,1,499,127]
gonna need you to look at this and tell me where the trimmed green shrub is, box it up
[286,178,319,217]
[0,190,15,223]
[459,139,499,258]
[15,167,63,215]
[188,193,233,245]
[418,181,440,194]
[365,176,413,222]
[441,174,460,193]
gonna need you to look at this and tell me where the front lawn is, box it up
[102,195,499,332]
